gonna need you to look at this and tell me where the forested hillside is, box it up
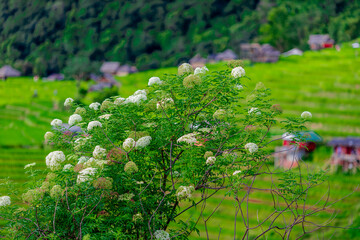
[1,0,359,76]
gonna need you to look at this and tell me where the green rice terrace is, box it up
[1,44,360,239]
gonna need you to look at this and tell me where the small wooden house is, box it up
[282,48,303,57]
[0,65,21,80]
[274,131,322,169]
[116,64,138,77]
[189,54,207,68]
[328,137,360,172]
[215,49,238,62]
[240,44,280,63]
[89,73,119,92]
[44,73,64,81]
[100,62,121,75]
[308,34,334,50]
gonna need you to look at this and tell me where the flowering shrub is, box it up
[0,64,332,239]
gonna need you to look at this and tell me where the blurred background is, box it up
[0,0,360,239]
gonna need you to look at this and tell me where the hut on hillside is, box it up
[274,131,322,169]
[282,48,303,57]
[240,43,280,63]
[116,64,138,77]
[0,65,21,80]
[189,54,207,68]
[89,73,119,92]
[215,49,238,62]
[44,73,64,81]
[100,62,121,75]
[308,34,334,50]
[328,137,360,172]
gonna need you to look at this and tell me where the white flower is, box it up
[51,119,63,127]
[87,121,102,131]
[64,98,74,107]
[93,145,107,159]
[231,66,246,78]
[0,196,11,207]
[235,84,243,90]
[68,114,82,126]
[148,77,163,86]
[63,164,73,171]
[198,128,211,133]
[24,162,36,169]
[301,111,312,119]
[154,230,170,240]
[248,107,261,115]
[245,143,258,153]
[89,102,101,110]
[44,131,54,141]
[177,133,198,144]
[233,170,242,176]
[99,114,112,120]
[135,136,152,149]
[77,167,97,184]
[123,138,135,151]
[124,94,147,104]
[114,97,126,105]
[134,89,147,96]
[206,156,216,165]
[78,156,89,164]
[45,151,66,171]
[176,186,195,201]
[194,66,209,75]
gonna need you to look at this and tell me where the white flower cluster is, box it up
[89,102,101,110]
[93,145,107,159]
[123,90,147,105]
[0,196,11,207]
[68,114,82,126]
[51,119,62,127]
[78,156,89,164]
[83,157,108,168]
[135,136,152,149]
[114,97,126,105]
[63,164,73,171]
[123,138,135,151]
[231,66,246,78]
[148,76,163,86]
[87,121,102,131]
[99,114,112,120]
[77,167,97,183]
[301,111,312,119]
[176,185,195,201]
[206,156,216,165]
[44,131,54,141]
[154,230,170,240]
[248,107,261,115]
[24,162,36,169]
[64,98,74,107]
[194,66,209,75]
[46,151,66,171]
[177,133,198,145]
[233,170,242,176]
[245,143,258,153]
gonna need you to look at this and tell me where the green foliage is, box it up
[1,0,360,74]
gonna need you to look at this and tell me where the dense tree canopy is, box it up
[0,0,359,76]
